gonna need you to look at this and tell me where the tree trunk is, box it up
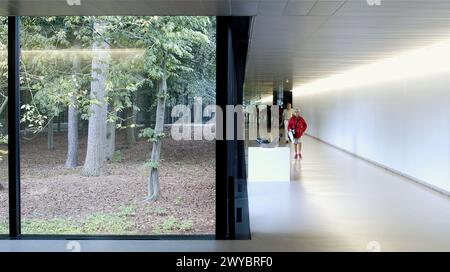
[81,20,109,177]
[57,114,61,132]
[0,97,7,115]
[0,97,8,136]
[105,120,116,160]
[125,99,136,146]
[47,118,54,150]
[65,45,81,168]
[147,62,167,201]
[105,101,117,161]
[65,99,79,168]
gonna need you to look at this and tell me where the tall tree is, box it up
[119,16,211,200]
[62,17,95,167]
[147,59,167,200]
[65,44,81,168]
[81,19,110,176]
[105,98,118,161]
[47,118,55,149]
[125,98,137,146]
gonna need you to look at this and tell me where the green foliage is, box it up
[142,160,160,170]
[139,127,165,143]
[0,123,6,161]
[11,16,215,137]
[174,196,183,206]
[82,212,134,234]
[110,16,213,103]
[0,211,136,235]
[0,149,7,161]
[118,204,137,217]
[179,219,194,232]
[156,216,178,233]
[19,17,94,133]
[0,124,6,145]
[0,209,196,235]
[178,17,216,106]
[20,218,80,234]
[20,104,47,132]
[148,206,168,216]
[111,150,123,162]
[0,221,8,233]
[154,217,195,234]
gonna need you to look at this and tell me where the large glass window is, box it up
[19,16,216,235]
[0,17,8,234]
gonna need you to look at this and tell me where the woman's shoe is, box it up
[298,153,302,159]
[294,154,298,159]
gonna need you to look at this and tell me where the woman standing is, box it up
[288,109,307,159]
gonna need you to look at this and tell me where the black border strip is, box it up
[8,16,21,239]
[215,16,229,240]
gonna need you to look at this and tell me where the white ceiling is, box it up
[245,0,450,101]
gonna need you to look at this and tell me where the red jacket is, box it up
[288,116,307,138]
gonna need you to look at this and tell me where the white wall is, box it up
[296,72,450,193]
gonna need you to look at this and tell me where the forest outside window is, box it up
[0,16,217,236]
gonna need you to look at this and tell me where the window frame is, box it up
[3,15,250,241]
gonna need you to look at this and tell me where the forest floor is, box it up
[0,129,215,235]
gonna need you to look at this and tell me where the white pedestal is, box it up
[248,147,290,182]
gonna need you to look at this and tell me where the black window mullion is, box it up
[8,16,21,239]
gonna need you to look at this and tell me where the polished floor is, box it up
[248,135,450,251]
[1,135,449,251]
